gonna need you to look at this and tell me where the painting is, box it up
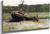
[3,0,49,32]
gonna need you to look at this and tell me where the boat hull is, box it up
[11,14,25,20]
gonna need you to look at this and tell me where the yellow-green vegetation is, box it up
[3,20,47,31]
[26,12,49,18]
[22,20,46,30]
[24,19,46,24]
[3,24,18,31]
[3,12,50,22]
[22,26,39,30]
[3,12,48,31]
[3,13,12,22]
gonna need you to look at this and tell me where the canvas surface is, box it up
[3,0,49,32]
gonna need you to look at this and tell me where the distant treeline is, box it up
[3,4,49,13]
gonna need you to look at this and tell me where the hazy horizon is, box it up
[3,0,49,6]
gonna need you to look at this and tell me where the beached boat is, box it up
[11,11,25,20]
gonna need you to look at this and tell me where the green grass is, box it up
[22,26,39,30]
[3,13,12,22]
[3,20,46,31]
[3,24,18,31]
[26,12,49,18]
[3,12,50,22]
[3,12,49,31]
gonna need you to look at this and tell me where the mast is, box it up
[19,1,24,11]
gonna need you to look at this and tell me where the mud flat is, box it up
[3,19,49,32]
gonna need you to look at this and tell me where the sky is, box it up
[3,0,50,6]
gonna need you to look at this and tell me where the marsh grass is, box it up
[26,12,49,18]
[3,12,49,22]
[3,12,49,31]
[3,24,18,31]
[3,13,12,22]
[22,26,39,30]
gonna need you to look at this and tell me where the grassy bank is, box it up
[3,13,12,22]
[26,12,49,18]
[3,12,50,22]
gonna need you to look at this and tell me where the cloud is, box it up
[3,0,50,6]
